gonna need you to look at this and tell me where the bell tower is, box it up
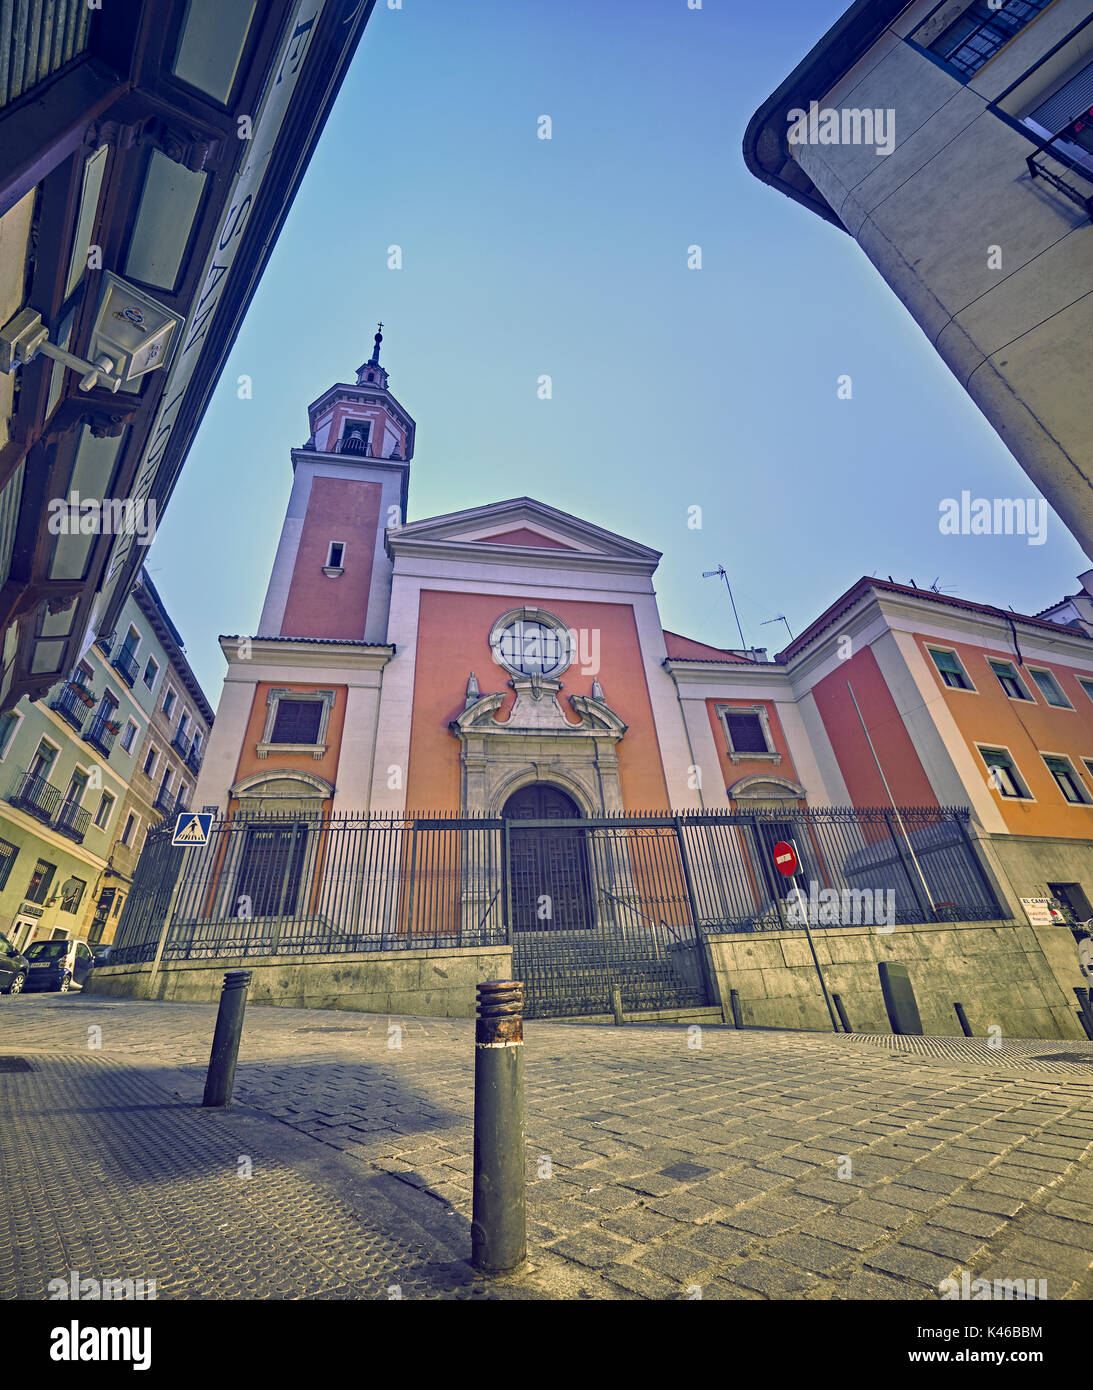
[256,326,414,644]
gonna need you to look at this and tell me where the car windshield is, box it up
[25,942,68,959]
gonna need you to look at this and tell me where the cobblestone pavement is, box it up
[2,995,1092,1301]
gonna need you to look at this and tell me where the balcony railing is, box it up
[186,742,202,774]
[55,798,92,842]
[1027,131,1093,221]
[153,785,177,816]
[51,681,96,730]
[85,711,119,755]
[171,728,190,756]
[110,647,140,686]
[8,768,63,824]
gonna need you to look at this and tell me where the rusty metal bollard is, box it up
[471,979,526,1274]
[202,970,251,1108]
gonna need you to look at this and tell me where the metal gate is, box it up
[506,812,712,1019]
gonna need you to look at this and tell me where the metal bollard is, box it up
[832,993,853,1033]
[471,979,526,1275]
[202,970,252,1108]
[729,989,744,1029]
[611,985,624,1026]
[953,1002,973,1037]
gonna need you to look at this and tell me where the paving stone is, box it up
[598,1209,677,1243]
[800,1215,888,1251]
[864,1245,960,1288]
[601,1262,680,1300]
[635,1243,718,1282]
[545,1231,632,1270]
[764,1234,855,1275]
[725,1258,821,1297]
[901,1225,990,1263]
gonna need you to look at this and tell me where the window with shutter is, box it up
[725,713,769,754]
[270,699,323,745]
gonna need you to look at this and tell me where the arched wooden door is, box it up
[503,784,592,932]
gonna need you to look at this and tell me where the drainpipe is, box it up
[846,681,938,919]
[665,662,706,811]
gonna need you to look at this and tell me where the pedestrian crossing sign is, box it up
[172,812,213,847]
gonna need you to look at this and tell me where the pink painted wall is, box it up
[279,476,382,640]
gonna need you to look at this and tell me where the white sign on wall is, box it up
[1020,898,1058,926]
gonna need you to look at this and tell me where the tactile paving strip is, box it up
[845,1034,1093,1076]
[0,1052,506,1300]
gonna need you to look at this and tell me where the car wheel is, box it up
[7,972,25,995]
[58,973,72,994]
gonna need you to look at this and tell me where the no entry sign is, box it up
[772,841,799,877]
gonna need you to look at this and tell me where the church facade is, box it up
[193,335,1093,942]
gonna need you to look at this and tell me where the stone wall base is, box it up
[86,944,513,1018]
[707,919,1086,1040]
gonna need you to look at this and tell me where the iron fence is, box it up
[110,805,1004,968]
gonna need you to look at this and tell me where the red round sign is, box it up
[772,841,799,877]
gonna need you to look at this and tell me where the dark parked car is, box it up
[0,930,28,995]
[23,939,95,993]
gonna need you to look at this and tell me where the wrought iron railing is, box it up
[7,768,63,824]
[110,647,140,686]
[85,710,118,755]
[170,728,190,756]
[1027,130,1093,220]
[185,741,202,774]
[109,805,1005,966]
[55,799,91,842]
[153,785,177,816]
[51,681,96,730]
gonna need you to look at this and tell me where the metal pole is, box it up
[845,681,938,919]
[146,857,186,997]
[611,985,624,1026]
[788,846,839,1032]
[472,979,526,1274]
[202,970,252,1108]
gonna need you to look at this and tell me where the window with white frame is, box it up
[142,655,159,691]
[927,647,975,691]
[143,744,159,778]
[1080,678,1093,705]
[1042,754,1090,805]
[121,718,139,752]
[324,541,346,574]
[987,659,1033,701]
[716,704,781,765]
[1028,667,1072,708]
[162,685,177,718]
[93,790,115,829]
[257,689,336,759]
[120,812,139,847]
[976,745,1031,799]
[0,708,21,760]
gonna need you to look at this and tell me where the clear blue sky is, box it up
[145,0,1087,702]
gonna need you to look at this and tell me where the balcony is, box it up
[55,798,91,843]
[171,728,190,756]
[153,785,177,817]
[186,742,202,775]
[51,681,97,730]
[84,711,119,756]
[1027,132,1093,221]
[8,768,62,825]
[110,646,140,686]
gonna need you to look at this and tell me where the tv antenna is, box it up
[762,614,794,641]
[702,566,747,650]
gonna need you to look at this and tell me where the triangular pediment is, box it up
[390,497,660,563]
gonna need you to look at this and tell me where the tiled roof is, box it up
[223,634,394,648]
[775,579,1089,662]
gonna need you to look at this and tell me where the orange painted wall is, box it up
[704,699,802,803]
[280,477,381,640]
[231,680,348,796]
[916,636,1093,838]
[404,590,671,812]
[811,647,938,807]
